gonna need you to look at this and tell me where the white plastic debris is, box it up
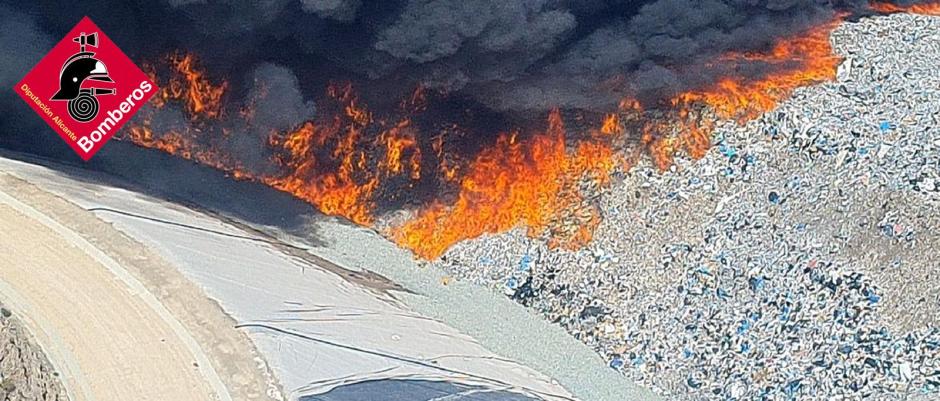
[429,13,940,401]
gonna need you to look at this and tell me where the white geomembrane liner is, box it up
[0,154,653,401]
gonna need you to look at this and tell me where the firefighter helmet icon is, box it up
[50,32,115,122]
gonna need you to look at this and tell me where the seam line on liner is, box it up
[236,322,577,401]
[0,189,235,401]
[85,206,310,249]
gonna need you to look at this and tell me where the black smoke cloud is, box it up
[132,61,315,174]
[330,0,851,109]
[0,4,62,155]
[221,62,316,172]
[0,0,930,162]
[0,0,916,111]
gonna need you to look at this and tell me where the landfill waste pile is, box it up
[429,13,940,401]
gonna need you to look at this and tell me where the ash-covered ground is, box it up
[428,13,940,401]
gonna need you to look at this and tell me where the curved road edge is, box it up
[0,174,282,401]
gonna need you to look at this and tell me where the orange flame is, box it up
[377,119,422,180]
[128,11,856,260]
[168,54,227,120]
[126,55,235,172]
[392,110,617,259]
[600,114,623,136]
[643,15,844,168]
[265,84,381,225]
[674,16,842,121]
[870,1,940,14]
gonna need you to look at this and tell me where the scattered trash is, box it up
[749,276,765,291]
[768,191,781,204]
[518,254,532,272]
[580,305,605,319]
[879,121,893,132]
[609,356,625,370]
[428,13,940,401]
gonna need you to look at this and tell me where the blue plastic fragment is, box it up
[882,225,895,238]
[785,380,802,397]
[518,254,532,271]
[879,121,892,132]
[740,342,751,353]
[632,355,645,366]
[720,144,737,158]
[609,356,625,370]
[683,348,693,358]
[749,276,765,292]
[786,176,802,190]
[737,319,751,335]
[506,277,518,289]
[768,191,781,204]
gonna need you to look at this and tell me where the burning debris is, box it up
[106,8,940,400]
[393,110,619,259]
[870,1,940,14]
[117,8,857,259]
[2,2,939,401]
[431,11,940,401]
[3,0,939,259]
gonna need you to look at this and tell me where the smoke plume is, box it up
[1,0,932,167]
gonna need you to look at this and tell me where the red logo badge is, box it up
[14,17,157,161]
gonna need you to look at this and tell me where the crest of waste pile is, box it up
[124,12,852,260]
[430,12,940,401]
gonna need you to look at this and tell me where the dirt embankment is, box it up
[0,306,67,401]
[0,174,282,401]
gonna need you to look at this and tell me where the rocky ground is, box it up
[0,305,66,401]
[428,13,940,401]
